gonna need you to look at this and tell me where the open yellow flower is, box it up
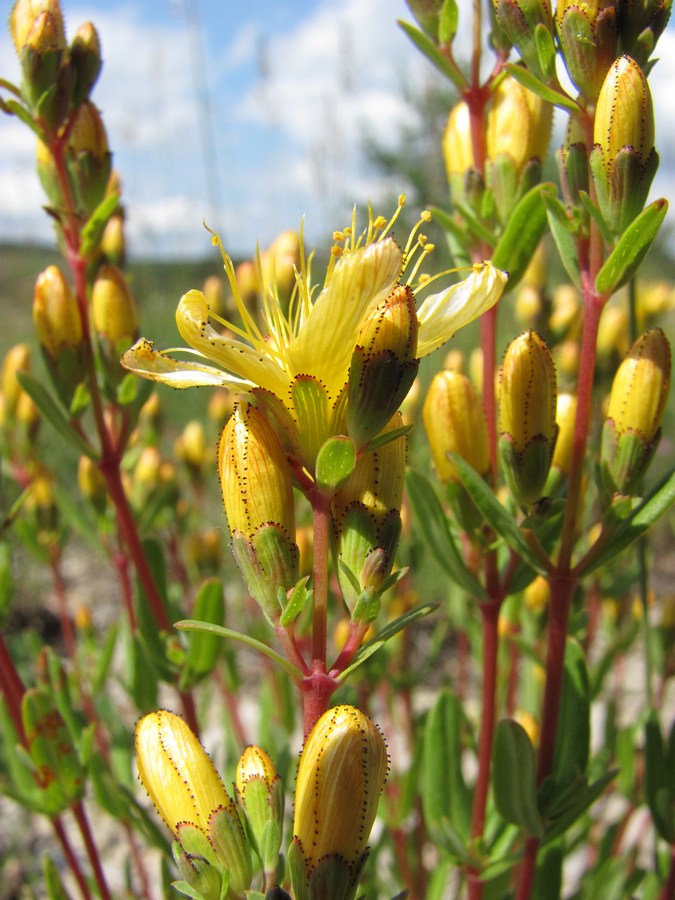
[121,201,506,466]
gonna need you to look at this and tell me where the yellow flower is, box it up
[121,202,507,467]
[606,328,670,443]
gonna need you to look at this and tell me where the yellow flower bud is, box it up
[499,331,558,506]
[1,344,31,419]
[78,455,106,509]
[33,265,83,359]
[524,574,550,614]
[70,21,102,105]
[262,229,301,298]
[10,0,66,54]
[290,705,388,894]
[606,329,670,443]
[219,402,295,541]
[423,370,490,483]
[202,275,225,317]
[67,102,112,214]
[551,392,577,476]
[597,305,629,361]
[592,55,657,232]
[69,100,109,162]
[443,100,475,180]
[487,75,553,175]
[235,745,284,871]
[100,212,126,266]
[91,263,138,347]
[176,420,209,470]
[549,284,581,338]
[208,387,234,426]
[136,710,232,836]
[499,331,557,453]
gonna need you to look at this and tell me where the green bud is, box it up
[70,22,102,106]
[66,101,112,215]
[556,117,589,210]
[235,746,284,872]
[556,0,619,101]
[347,284,419,448]
[617,0,671,68]
[492,0,555,80]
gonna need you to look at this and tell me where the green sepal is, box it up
[307,852,366,900]
[16,370,97,459]
[542,191,582,288]
[505,62,580,112]
[180,578,225,689]
[22,687,86,816]
[492,182,555,290]
[280,576,311,627]
[177,823,219,865]
[258,818,283,872]
[406,468,488,599]
[347,347,418,449]
[578,190,613,246]
[644,710,675,842]
[231,526,299,625]
[422,691,472,846]
[337,602,438,680]
[451,454,550,575]
[80,192,119,257]
[316,436,356,492]
[557,141,589,208]
[557,6,615,100]
[209,806,253,894]
[173,834,225,900]
[287,837,309,900]
[595,198,668,296]
[600,418,659,497]
[492,719,543,836]
[397,20,467,90]
[499,431,556,508]
[67,148,112,218]
[552,640,590,782]
[291,375,332,468]
[576,465,675,577]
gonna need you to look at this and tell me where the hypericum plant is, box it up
[1,0,674,898]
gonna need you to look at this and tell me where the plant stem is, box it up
[0,633,26,741]
[72,801,112,900]
[310,487,331,670]
[52,814,93,900]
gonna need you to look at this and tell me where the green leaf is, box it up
[450,455,549,575]
[16,372,97,460]
[422,691,472,845]
[80,192,119,257]
[541,770,616,843]
[438,0,459,43]
[644,710,675,842]
[595,199,668,296]
[336,602,438,680]
[576,466,675,576]
[492,182,556,288]
[315,435,356,492]
[406,468,487,599]
[505,63,580,113]
[542,192,581,288]
[362,422,412,453]
[280,576,311,627]
[452,198,497,248]
[552,639,590,782]
[397,20,467,90]
[175,620,304,680]
[180,579,225,687]
[492,719,543,836]
[578,190,613,246]
[3,98,43,136]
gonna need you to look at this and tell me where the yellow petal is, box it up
[121,338,247,389]
[417,262,508,357]
[286,237,402,400]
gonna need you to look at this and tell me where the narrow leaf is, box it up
[542,193,581,288]
[450,455,548,574]
[595,199,668,295]
[505,63,580,113]
[17,372,97,460]
[406,469,487,599]
[493,719,543,836]
[492,182,556,288]
[398,20,467,90]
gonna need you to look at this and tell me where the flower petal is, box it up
[286,237,402,399]
[121,339,249,389]
[177,290,292,398]
[417,262,508,357]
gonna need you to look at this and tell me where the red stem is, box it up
[0,633,26,742]
[72,801,112,900]
[310,488,331,670]
[52,814,93,900]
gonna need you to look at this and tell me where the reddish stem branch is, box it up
[0,633,26,741]
[72,801,112,900]
[52,814,92,900]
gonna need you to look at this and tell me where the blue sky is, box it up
[1,0,674,260]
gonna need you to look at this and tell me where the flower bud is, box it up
[347,284,419,448]
[175,420,210,477]
[591,55,657,233]
[443,101,483,206]
[262,230,301,299]
[10,0,65,51]
[492,0,555,80]
[33,265,87,408]
[66,102,112,215]
[289,705,388,900]
[556,0,618,101]
[423,370,490,483]
[332,415,406,619]
[69,21,102,106]
[78,455,107,513]
[601,328,671,495]
[91,263,138,389]
[100,211,126,266]
[219,402,298,625]
[203,275,225,317]
[499,330,558,506]
[486,74,553,222]
[557,116,590,209]
[544,392,577,494]
[136,710,231,836]
[617,0,670,68]
[1,344,31,420]
[235,746,284,873]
